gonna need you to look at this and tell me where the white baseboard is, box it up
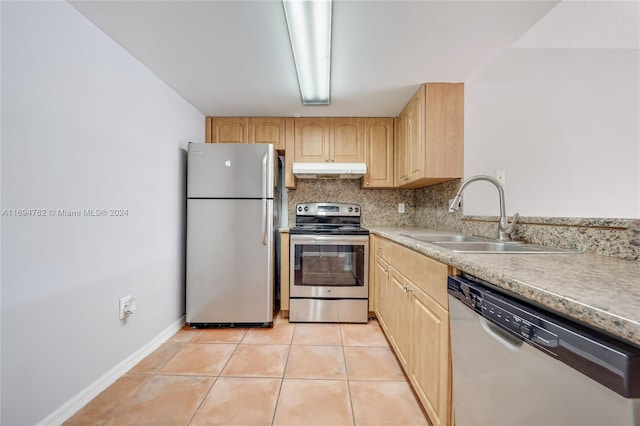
[38,316,186,426]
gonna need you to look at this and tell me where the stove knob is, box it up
[348,207,353,212]
[355,207,359,212]
[297,206,302,212]
[304,206,309,212]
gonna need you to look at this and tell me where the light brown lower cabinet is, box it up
[372,235,453,426]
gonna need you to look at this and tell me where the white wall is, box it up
[1,2,204,424]
[464,48,639,218]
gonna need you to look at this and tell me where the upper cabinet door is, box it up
[249,117,290,152]
[407,86,426,182]
[424,84,464,178]
[362,117,394,188]
[294,118,331,163]
[207,117,249,143]
[396,83,464,188]
[395,108,409,185]
[330,118,364,162]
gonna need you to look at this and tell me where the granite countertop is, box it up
[370,227,640,348]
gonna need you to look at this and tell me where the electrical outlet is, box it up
[495,170,506,185]
[398,203,405,213]
[119,295,132,320]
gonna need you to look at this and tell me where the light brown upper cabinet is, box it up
[395,109,409,185]
[294,118,364,163]
[205,117,291,153]
[362,118,395,188]
[293,118,330,162]
[395,83,464,188]
[206,117,249,144]
[250,117,291,152]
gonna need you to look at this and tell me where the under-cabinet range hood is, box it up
[293,162,367,179]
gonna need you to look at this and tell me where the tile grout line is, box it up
[187,323,285,424]
[183,328,245,425]
[185,376,217,425]
[164,330,216,425]
[270,321,296,426]
[339,323,358,426]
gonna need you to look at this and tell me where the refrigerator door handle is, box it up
[261,153,268,245]
[262,153,268,199]
[262,199,267,245]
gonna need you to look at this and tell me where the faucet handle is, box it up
[503,213,520,237]
[448,195,463,212]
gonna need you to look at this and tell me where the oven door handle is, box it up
[261,153,268,245]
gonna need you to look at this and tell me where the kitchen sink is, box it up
[399,233,484,243]
[398,231,578,253]
[430,241,578,254]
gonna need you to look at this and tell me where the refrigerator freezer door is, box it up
[186,198,274,325]
[187,143,275,199]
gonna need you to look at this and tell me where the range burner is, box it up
[290,203,369,235]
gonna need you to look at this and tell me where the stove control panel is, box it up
[296,203,361,217]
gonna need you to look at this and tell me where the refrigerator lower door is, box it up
[186,198,274,326]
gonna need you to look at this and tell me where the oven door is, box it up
[290,234,369,298]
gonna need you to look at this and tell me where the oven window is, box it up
[293,244,365,287]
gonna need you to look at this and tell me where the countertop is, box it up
[369,227,640,348]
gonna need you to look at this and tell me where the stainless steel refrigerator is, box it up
[186,142,280,327]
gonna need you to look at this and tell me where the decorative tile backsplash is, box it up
[286,179,415,228]
[413,180,640,261]
[630,220,640,247]
[286,179,640,261]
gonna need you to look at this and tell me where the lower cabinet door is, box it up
[409,286,450,426]
[388,270,410,369]
[374,258,390,331]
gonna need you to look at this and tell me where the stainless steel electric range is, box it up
[289,203,369,323]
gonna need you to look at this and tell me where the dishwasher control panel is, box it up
[449,277,559,353]
[480,296,559,352]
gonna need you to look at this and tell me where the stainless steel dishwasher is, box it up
[448,274,640,426]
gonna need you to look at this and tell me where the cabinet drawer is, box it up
[390,243,449,309]
[376,237,393,263]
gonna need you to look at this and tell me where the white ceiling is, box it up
[70,0,638,117]
[513,0,639,48]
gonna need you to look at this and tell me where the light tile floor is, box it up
[65,313,429,425]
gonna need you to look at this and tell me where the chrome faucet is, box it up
[448,175,519,241]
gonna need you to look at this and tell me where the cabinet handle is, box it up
[325,158,329,162]
[330,158,335,162]
[365,181,369,185]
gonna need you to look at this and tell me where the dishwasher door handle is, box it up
[479,317,523,351]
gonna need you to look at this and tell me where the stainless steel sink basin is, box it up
[400,233,484,243]
[398,231,578,253]
[430,241,578,254]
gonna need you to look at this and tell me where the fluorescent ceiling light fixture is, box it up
[283,0,332,105]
